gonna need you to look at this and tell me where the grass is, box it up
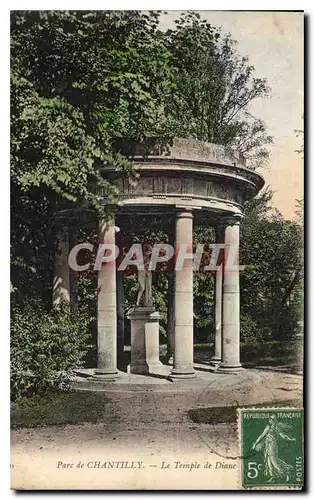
[11,391,110,429]
[12,391,303,430]
[188,399,302,425]
[194,340,302,372]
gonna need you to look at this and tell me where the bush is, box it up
[240,314,263,344]
[11,303,92,400]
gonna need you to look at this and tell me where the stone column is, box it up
[166,270,175,365]
[210,226,224,366]
[52,226,70,307]
[94,218,118,378]
[170,209,196,379]
[69,230,78,311]
[217,219,242,373]
[166,227,175,364]
[117,270,125,360]
[210,265,222,366]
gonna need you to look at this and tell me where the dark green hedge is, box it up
[11,303,92,400]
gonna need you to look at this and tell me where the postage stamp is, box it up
[238,407,304,489]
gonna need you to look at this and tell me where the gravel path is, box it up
[11,369,302,490]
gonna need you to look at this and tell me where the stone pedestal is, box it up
[127,307,163,375]
[217,221,243,373]
[94,219,118,380]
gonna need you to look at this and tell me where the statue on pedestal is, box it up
[136,244,154,307]
[127,244,164,375]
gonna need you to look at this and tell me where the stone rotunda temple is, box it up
[52,138,265,382]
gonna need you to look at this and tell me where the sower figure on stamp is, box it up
[252,414,296,483]
[136,244,154,307]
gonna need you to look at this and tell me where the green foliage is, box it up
[11,10,273,221]
[193,272,214,343]
[240,314,262,344]
[153,272,168,338]
[165,12,273,169]
[192,224,215,342]
[11,10,274,302]
[10,10,175,302]
[11,11,165,222]
[241,189,303,341]
[11,10,176,147]
[11,303,92,400]
[189,189,302,345]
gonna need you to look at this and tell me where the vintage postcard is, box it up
[10,10,304,490]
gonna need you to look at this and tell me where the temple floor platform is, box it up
[70,365,303,395]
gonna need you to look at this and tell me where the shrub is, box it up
[240,314,263,344]
[11,303,92,400]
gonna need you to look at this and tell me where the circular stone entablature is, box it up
[100,137,264,220]
[55,138,264,224]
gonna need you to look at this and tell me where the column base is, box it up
[127,361,164,375]
[168,373,197,381]
[168,366,196,380]
[217,363,243,374]
[210,356,221,367]
[93,369,118,381]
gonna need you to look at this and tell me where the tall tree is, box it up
[10,10,175,300]
[240,189,303,341]
[11,10,274,303]
[165,12,273,169]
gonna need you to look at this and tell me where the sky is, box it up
[159,11,304,220]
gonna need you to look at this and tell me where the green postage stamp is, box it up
[239,407,304,489]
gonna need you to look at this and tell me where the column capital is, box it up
[216,213,243,227]
[175,208,194,219]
